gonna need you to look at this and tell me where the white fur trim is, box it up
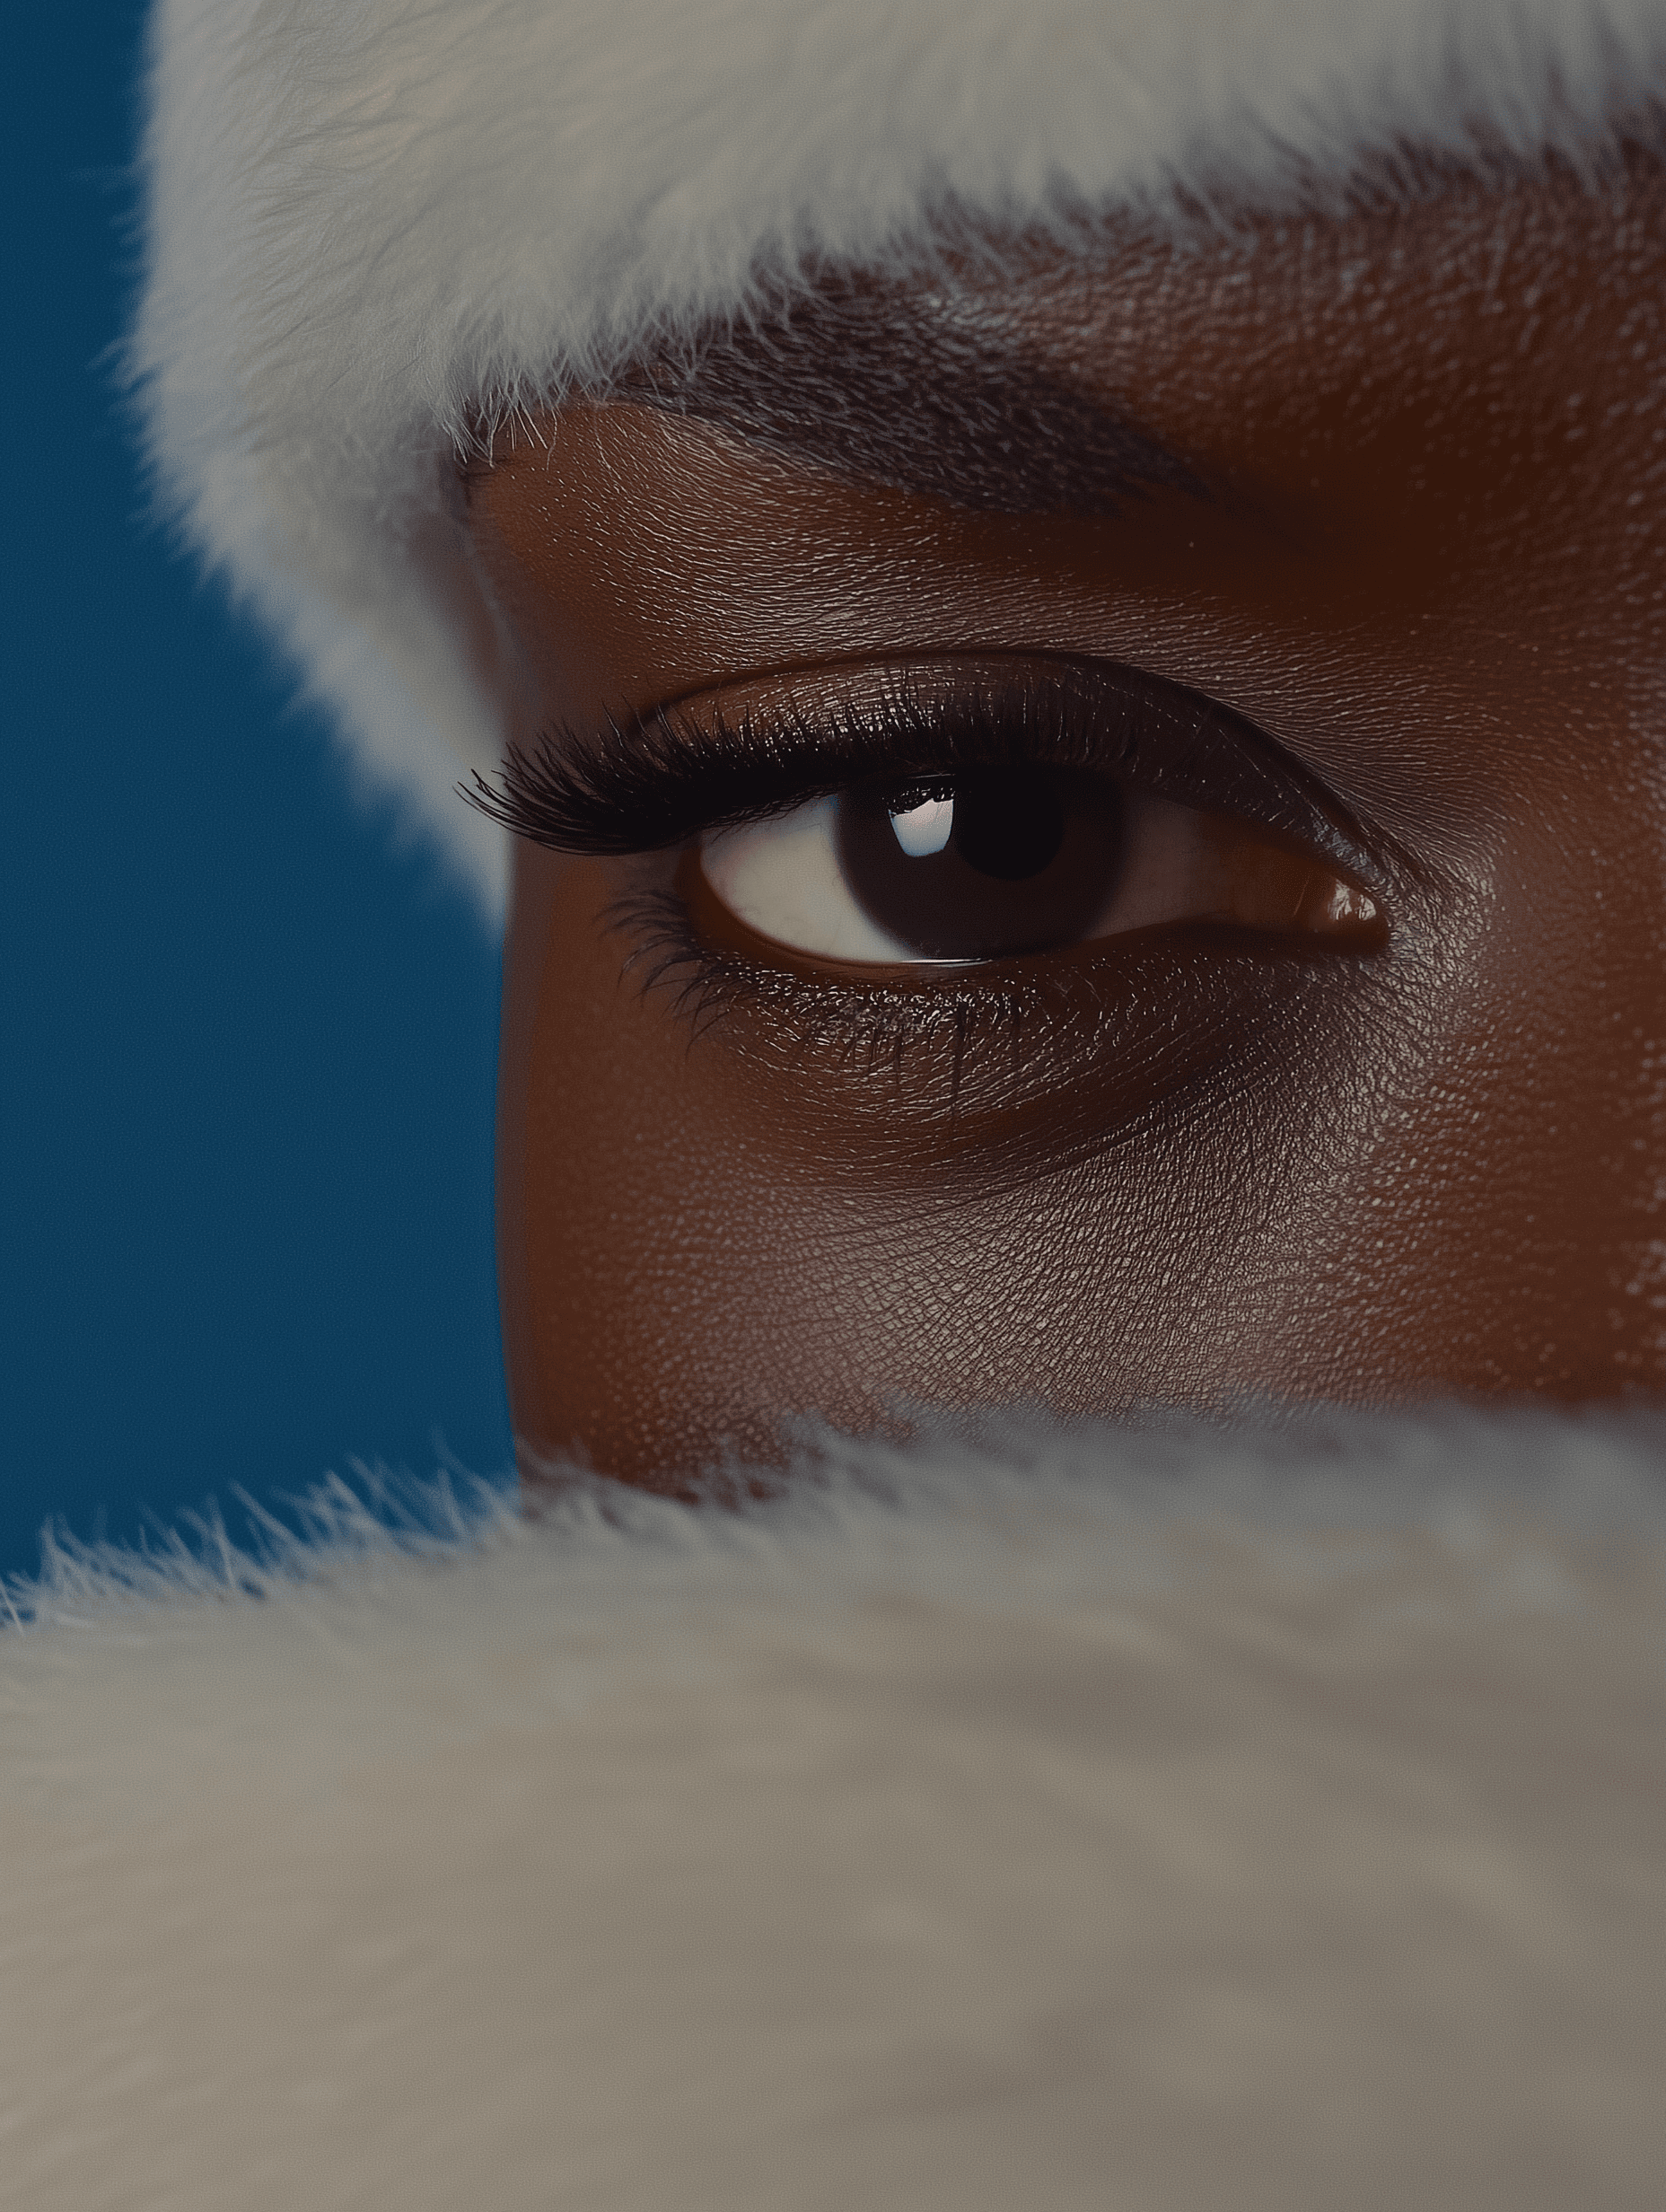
[133,0,1666,922]
[4,1413,1664,2207]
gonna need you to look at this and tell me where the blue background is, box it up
[2,4,513,1576]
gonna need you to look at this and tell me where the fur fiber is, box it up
[3,1410,1663,2208]
[134,0,1666,920]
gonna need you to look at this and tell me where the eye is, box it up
[698,766,1378,966]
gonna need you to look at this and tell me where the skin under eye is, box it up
[699,767,1379,966]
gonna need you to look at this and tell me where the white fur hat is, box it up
[134,0,1666,923]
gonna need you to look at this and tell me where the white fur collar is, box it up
[134,0,1666,917]
[4,1412,1663,2206]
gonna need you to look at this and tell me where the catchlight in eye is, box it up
[887,784,956,857]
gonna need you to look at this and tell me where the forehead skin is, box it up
[470,165,1666,1484]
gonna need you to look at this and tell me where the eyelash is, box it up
[467,660,1385,1103]
[466,659,1368,859]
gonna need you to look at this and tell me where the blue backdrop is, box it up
[2,4,513,1577]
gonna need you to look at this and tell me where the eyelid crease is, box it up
[462,656,1379,891]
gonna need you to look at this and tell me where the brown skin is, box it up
[469,165,1666,1487]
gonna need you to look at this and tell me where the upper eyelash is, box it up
[460,659,1373,875]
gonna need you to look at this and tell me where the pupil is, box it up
[949,777,1066,881]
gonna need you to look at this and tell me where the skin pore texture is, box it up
[469,162,1666,1488]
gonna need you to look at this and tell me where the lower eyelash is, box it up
[607,883,1063,1105]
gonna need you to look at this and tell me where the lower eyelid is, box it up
[615,858,1341,1159]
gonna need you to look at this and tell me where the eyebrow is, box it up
[609,285,1210,519]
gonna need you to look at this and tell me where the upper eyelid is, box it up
[463,656,1384,885]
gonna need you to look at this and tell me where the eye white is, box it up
[700,796,920,961]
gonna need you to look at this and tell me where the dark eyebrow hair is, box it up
[609,283,1209,519]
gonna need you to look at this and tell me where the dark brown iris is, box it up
[835,768,1125,960]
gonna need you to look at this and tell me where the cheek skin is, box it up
[498,847,1316,1479]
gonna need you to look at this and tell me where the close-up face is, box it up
[468,160,1666,1486]
[56,15,1666,2206]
